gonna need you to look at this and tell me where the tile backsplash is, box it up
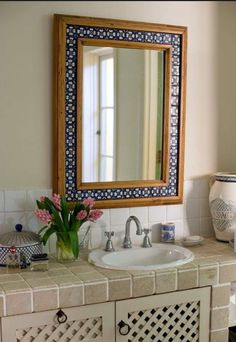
[0,178,214,253]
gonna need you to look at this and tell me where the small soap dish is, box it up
[182,235,204,247]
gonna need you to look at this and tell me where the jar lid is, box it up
[214,172,236,183]
[0,224,41,247]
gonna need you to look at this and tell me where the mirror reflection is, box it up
[82,45,165,183]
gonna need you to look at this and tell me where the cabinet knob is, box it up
[118,320,131,335]
[56,309,68,324]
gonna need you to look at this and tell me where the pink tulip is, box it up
[35,209,53,224]
[76,210,88,220]
[40,196,45,203]
[89,209,103,222]
[52,193,61,211]
[82,197,95,209]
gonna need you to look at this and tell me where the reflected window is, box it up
[82,47,115,182]
[99,55,115,181]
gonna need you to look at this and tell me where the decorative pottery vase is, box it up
[209,172,236,241]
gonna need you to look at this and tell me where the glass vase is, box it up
[56,232,78,262]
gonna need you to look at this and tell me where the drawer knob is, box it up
[56,309,68,324]
[118,320,131,335]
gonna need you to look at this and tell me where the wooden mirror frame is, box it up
[53,15,187,209]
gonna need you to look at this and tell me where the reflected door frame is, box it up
[82,46,116,183]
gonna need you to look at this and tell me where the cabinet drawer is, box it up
[2,302,115,342]
[116,287,210,342]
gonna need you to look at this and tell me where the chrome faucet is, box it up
[123,216,143,248]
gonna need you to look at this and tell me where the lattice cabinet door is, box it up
[116,287,210,342]
[1,302,115,342]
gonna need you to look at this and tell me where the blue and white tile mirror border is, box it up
[54,15,187,208]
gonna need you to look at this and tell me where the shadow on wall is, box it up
[217,2,236,172]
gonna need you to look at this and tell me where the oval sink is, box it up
[88,243,194,271]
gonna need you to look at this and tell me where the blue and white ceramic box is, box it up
[161,222,175,243]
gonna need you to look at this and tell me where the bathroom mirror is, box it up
[82,43,167,183]
[54,15,187,208]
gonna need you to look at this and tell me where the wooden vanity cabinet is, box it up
[0,287,210,342]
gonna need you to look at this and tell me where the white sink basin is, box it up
[88,243,194,271]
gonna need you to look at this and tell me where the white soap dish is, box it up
[182,235,204,247]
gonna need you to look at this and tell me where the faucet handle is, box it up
[143,228,151,235]
[105,231,114,239]
[142,228,152,248]
[104,231,115,252]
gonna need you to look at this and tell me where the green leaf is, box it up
[44,198,66,232]
[38,225,49,234]
[60,196,69,230]
[70,220,81,232]
[69,202,82,230]
[69,214,76,231]
[50,224,62,232]
[41,227,56,245]
[69,230,79,258]
[72,202,85,218]
[36,200,48,210]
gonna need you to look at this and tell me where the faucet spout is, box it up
[123,216,143,248]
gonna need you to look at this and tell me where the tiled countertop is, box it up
[0,238,235,317]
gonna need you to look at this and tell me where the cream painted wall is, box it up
[218,2,236,173]
[0,1,233,189]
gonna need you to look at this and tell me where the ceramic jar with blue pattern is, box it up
[161,222,175,243]
[209,172,236,241]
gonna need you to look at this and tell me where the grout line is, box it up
[109,277,131,283]
[82,282,85,305]
[81,280,108,286]
[30,288,34,312]
[32,286,58,293]
[19,275,38,313]
[2,191,6,214]
[2,190,5,213]
[59,283,83,289]
[2,294,6,316]
[210,327,228,333]
[175,269,178,291]
[196,266,199,287]
[108,209,111,230]
[5,290,32,296]
[178,268,198,273]
[56,284,60,308]
[211,305,230,310]
[130,274,155,280]
[213,282,230,288]
[216,264,220,284]
[106,279,109,301]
